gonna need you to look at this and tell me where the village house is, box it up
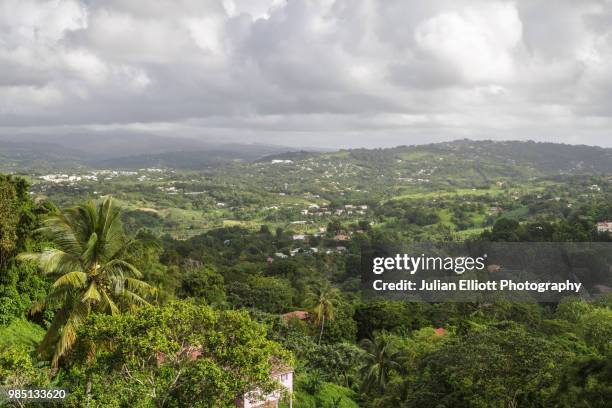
[281,310,310,322]
[157,347,293,408]
[596,221,612,233]
[236,366,294,408]
[332,234,351,241]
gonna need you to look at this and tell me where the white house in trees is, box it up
[237,367,293,408]
[596,222,612,233]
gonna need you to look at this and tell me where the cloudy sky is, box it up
[1,0,612,148]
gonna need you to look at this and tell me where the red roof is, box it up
[434,327,445,336]
[282,311,309,321]
[332,234,350,241]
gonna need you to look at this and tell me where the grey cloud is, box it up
[1,0,611,147]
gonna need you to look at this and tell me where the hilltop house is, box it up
[237,366,294,408]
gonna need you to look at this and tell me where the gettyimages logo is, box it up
[372,253,487,275]
[362,242,612,302]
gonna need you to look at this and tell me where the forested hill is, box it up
[1,138,611,175]
[413,140,612,173]
[323,140,612,175]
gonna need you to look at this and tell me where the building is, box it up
[596,222,612,233]
[332,234,350,241]
[281,311,310,322]
[237,366,294,408]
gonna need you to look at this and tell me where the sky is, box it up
[1,0,612,148]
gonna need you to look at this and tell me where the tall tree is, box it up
[19,196,156,367]
[308,284,340,344]
[359,333,404,394]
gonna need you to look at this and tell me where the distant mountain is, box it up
[0,133,217,160]
[0,133,304,170]
[96,144,299,169]
[254,150,321,163]
[0,140,86,171]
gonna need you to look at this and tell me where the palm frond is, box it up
[102,259,144,278]
[120,289,151,308]
[125,277,157,297]
[66,201,98,247]
[31,286,70,314]
[39,214,83,256]
[80,232,99,268]
[98,197,125,259]
[81,282,101,303]
[53,301,89,367]
[100,290,120,315]
[19,249,81,275]
[53,271,88,289]
[37,305,70,360]
[21,195,158,367]
[29,297,47,315]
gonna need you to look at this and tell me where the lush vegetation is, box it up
[1,140,611,407]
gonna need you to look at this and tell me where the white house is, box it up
[596,222,612,233]
[237,368,293,408]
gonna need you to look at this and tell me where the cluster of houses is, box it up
[273,244,347,259]
[300,203,368,217]
[265,229,353,259]
[40,173,99,184]
[39,168,171,185]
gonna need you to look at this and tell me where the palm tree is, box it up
[19,196,156,367]
[308,284,340,344]
[359,333,405,394]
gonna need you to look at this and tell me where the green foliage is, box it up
[355,301,422,339]
[227,274,294,313]
[305,342,364,387]
[307,284,341,344]
[2,140,612,408]
[0,318,45,349]
[63,301,292,408]
[0,175,20,267]
[19,196,156,367]
[406,324,572,408]
[359,332,405,395]
[552,356,612,408]
[577,307,612,355]
[290,374,359,408]
[0,344,50,390]
[178,265,226,305]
